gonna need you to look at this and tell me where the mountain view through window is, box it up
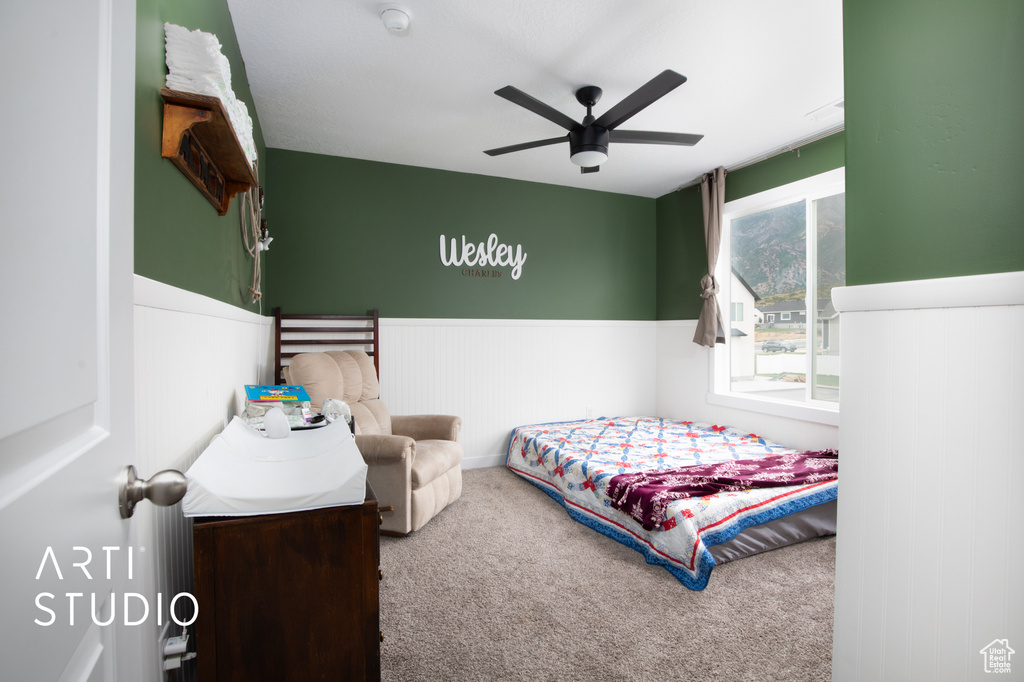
[727,190,845,405]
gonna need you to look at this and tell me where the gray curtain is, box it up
[692,167,726,347]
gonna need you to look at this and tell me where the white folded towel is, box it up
[164,22,257,166]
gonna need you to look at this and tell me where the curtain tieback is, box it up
[700,274,719,299]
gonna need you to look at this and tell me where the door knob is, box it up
[119,465,188,518]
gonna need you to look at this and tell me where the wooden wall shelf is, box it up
[160,88,257,215]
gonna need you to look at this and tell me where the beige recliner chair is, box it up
[284,350,462,535]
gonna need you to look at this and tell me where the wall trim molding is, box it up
[462,453,507,470]
[833,270,1024,313]
[381,317,658,328]
[134,275,271,324]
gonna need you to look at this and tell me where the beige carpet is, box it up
[380,466,835,681]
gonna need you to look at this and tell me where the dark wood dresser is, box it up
[192,483,381,681]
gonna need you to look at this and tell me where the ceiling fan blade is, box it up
[483,136,567,156]
[593,70,688,131]
[495,86,580,132]
[609,130,703,146]
[581,165,600,174]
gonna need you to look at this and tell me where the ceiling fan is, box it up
[484,69,703,174]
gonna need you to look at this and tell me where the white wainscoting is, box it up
[128,280,859,678]
[133,276,273,681]
[128,270,1024,680]
[831,271,1024,681]
[130,287,660,674]
[379,318,658,468]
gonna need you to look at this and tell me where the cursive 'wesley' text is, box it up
[439,233,527,280]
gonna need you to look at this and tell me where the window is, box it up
[711,168,845,422]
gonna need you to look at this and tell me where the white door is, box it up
[0,0,141,679]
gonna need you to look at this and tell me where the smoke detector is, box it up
[379,5,411,35]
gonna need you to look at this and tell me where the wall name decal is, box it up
[440,233,527,280]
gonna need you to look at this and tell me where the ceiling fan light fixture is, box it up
[570,149,608,167]
[569,125,609,166]
[484,70,701,172]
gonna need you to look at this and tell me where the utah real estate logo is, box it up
[980,639,1014,675]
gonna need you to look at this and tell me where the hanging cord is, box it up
[239,160,263,304]
[239,162,268,382]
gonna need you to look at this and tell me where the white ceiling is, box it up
[226,0,844,198]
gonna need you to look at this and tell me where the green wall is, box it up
[655,133,846,320]
[135,0,267,311]
[723,134,846,205]
[655,183,707,321]
[265,150,656,320]
[844,0,1024,285]
[131,0,1022,316]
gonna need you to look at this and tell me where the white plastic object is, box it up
[163,652,197,671]
[379,5,411,33]
[263,406,290,438]
[321,398,352,424]
[164,634,188,656]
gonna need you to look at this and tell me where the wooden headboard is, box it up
[273,308,379,385]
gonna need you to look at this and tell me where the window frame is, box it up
[708,167,845,426]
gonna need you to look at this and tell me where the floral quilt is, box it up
[505,417,838,590]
